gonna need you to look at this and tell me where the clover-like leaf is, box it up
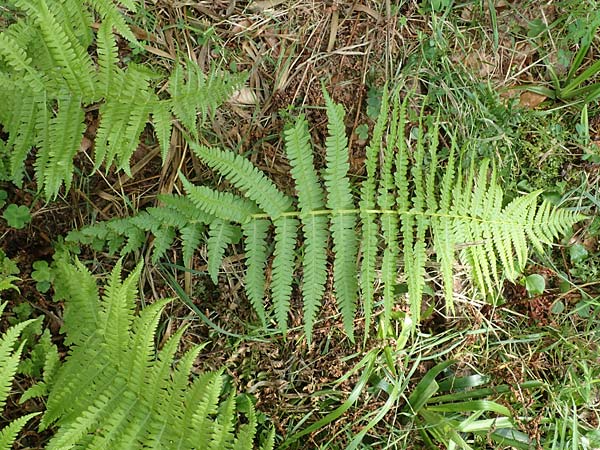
[3,204,32,229]
[32,260,53,293]
[525,274,545,297]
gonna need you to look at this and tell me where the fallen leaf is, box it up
[229,87,257,105]
[519,91,547,109]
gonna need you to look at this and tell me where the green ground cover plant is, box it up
[23,257,273,450]
[1,0,599,448]
[0,0,244,199]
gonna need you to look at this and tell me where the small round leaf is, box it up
[525,274,545,296]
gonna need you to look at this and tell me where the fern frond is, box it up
[44,259,262,448]
[272,217,299,331]
[210,392,236,450]
[189,142,293,218]
[16,0,95,101]
[52,259,100,345]
[207,219,240,283]
[0,306,40,450]
[86,0,139,44]
[233,406,257,450]
[359,85,388,337]
[38,93,86,198]
[0,321,36,410]
[408,117,430,324]
[0,32,45,92]
[169,61,245,138]
[96,20,120,99]
[242,219,270,325]
[432,141,457,310]
[323,91,358,340]
[181,223,204,268]
[152,100,173,161]
[285,116,328,340]
[0,412,40,450]
[181,175,259,223]
[100,260,140,364]
[94,65,156,173]
[376,89,398,335]
[7,91,44,187]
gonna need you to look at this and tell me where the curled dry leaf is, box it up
[229,87,258,105]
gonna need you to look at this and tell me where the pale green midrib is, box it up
[247,208,569,227]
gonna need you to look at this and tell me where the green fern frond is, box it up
[242,219,270,325]
[152,100,173,161]
[181,223,204,268]
[188,142,293,218]
[432,141,457,310]
[181,175,260,223]
[323,90,358,340]
[359,85,388,337]
[42,259,269,449]
[207,219,241,283]
[285,116,328,340]
[66,194,214,269]
[151,226,177,263]
[0,32,45,92]
[16,0,95,101]
[86,0,139,44]
[94,66,156,173]
[96,20,120,99]
[168,61,246,139]
[0,303,41,450]
[272,217,299,331]
[0,413,40,450]
[70,91,585,342]
[7,92,44,187]
[38,94,86,197]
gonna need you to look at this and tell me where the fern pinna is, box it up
[0,303,41,450]
[0,0,244,199]
[69,91,585,342]
[33,259,274,450]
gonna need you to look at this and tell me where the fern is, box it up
[69,92,585,341]
[284,117,328,341]
[0,0,244,198]
[0,302,41,450]
[39,258,273,450]
[183,92,583,339]
[66,194,213,266]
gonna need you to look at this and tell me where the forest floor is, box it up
[2,0,600,449]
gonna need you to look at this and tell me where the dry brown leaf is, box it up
[519,91,547,109]
[229,87,258,105]
[249,0,287,12]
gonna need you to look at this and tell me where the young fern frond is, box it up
[41,259,272,449]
